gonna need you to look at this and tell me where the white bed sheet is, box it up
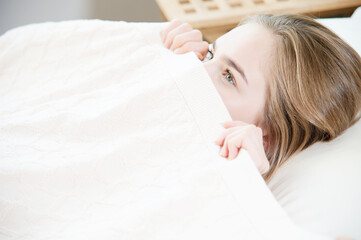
[0,20,330,239]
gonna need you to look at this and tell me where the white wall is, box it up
[0,0,163,35]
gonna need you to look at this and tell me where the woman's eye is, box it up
[223,70,236,86]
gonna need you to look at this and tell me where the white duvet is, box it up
[0,20,329,239]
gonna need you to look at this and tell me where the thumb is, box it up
[259,159,270,175]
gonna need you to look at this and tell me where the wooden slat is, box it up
[155,0,361,41]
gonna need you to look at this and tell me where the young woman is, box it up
[162,14,361,181]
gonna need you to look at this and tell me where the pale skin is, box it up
[162,19,271,175]
[161,20,355,240]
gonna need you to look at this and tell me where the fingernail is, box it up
[195,52,203,60]
[174,49,181,54]
[220,147,226,157]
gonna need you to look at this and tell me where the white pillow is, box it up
[316,7,361,54]
[268,8,361,240]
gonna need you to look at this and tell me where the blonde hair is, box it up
[242,14,361,181]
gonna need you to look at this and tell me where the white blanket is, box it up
[0,20,329,240]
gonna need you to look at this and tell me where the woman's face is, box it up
[203,23,275,126]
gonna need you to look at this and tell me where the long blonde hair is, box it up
[242,14,361,181]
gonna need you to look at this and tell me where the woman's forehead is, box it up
[216,23,275,74]
[218,23,274,49]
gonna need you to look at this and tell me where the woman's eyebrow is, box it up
[226,58,248,85]
[212,40,248,85]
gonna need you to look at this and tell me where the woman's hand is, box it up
[161,19,209,60]
[214,121,270,175]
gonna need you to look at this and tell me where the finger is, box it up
[214,127,240,146]
[175,49,204,60]
[227,141,240,160]
[214,134,225,146]
[195,52,203,60]
[220,144,229,158]
[162,19,183,43]
[255,156,270,174]
[173,41,209,60]
[170,29,202,51]
[260,162,270,174]
[226,130,246,160]
[222,120,248,129]
[220,134,229,157]
[220,130,238,158]
[164,23,193,49]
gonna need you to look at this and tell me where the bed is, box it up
[268,8,361,239]
[0,7,360,240]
